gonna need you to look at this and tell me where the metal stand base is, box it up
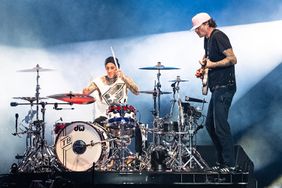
[16,143,60,173]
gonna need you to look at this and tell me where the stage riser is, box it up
[0,172,250,188]
[0,145,256,188]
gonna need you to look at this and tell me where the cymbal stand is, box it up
[150,72,164,151]
[12,65,59,172]
[165,78,209,171]
[166,103,210,171]
[165,80,188,171]
[156,69,162,117]
[168,82,177,120]
[181,114,210,171]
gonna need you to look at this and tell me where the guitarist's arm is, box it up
[205,48,237,69]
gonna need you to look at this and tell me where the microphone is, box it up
[185,96,207,103]
[10,102,18,107]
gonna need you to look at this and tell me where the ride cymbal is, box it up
[48,93,95,104]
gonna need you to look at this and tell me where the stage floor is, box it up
[0,170,254,188]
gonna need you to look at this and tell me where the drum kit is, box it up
[10,63,210,173]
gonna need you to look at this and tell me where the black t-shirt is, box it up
[204,29,236,90]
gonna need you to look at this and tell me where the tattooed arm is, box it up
[117,70,139,95]
[206,48,237,69]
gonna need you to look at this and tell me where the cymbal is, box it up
[18,64,54,72]
[169,76,188,83]
[48,93,95,104]
[13,96,47,103]
[139,62,179,70]
[139,90,172,95]
[169,79,189,82]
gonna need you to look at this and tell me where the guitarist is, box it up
[191,13,238,172]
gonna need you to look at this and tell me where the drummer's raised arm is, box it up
[83,82,97,95]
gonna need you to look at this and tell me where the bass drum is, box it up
[55,121,110,172]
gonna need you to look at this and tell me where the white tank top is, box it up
[92,76,128,119]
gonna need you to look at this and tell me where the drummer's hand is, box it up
[83,88,90,95]
[116,69,125,80]
[82,82,96,95]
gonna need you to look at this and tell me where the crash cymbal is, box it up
[13,96,47,103]
[18,64,54,72]
[185,96,207,103]
[48,93,95,104]
[139,62,179,70]
[139,90,172,95]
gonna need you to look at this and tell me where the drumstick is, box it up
[110,46,119,70]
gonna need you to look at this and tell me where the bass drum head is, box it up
[55,121,109,172]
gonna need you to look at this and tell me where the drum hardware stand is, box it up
[10,65,60,173]
[138,64,179,171]
[150,67,168,152]
[12,103,60,173]
[164,77,210,171]
[100,121,136,171]
[165,79,188,171]
[181,114,210,171]
[165,113,209,171]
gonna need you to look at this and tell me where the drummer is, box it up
[82,56,139,124]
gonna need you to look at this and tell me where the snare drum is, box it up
[54,121,110,172]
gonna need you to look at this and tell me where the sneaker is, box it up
[211,162,222,171]
[219,166,231,173]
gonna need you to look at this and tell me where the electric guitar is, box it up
[199,59,208,95]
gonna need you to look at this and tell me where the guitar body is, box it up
[199,59,208,95]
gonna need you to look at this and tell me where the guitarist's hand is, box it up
[199,58,207,66]
[195,68,204,78]
[195,58,207,78]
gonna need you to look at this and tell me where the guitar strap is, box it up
[206,29,219,59]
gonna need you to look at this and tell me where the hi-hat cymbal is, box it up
[169,76,188,82]
[13,96,47,103]
[139,90,172,95]
[139,62,179,70]
[18,64,54,72]
[169,79,189,82]
[48,93,95,104]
